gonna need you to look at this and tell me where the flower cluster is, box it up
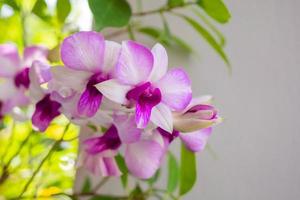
[0,31,221,179]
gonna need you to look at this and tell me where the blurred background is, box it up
[0,0,300,199]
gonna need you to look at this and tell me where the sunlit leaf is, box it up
[167,152,179,193]
[179,143,197,196]
[2,0,19,11]
[197,0,231,24]
[88,0,131,31]
[32,0,49,20]
[181,15,230,69]
[56,0,71,23]
[0,14,22,47]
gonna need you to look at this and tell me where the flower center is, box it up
[126,82,162,108]
[14,68,30,89]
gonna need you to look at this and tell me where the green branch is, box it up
[17,123,71,198]
[132,1,197,17]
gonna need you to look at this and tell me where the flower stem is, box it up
[132,1,197,17]
[17,123,71,198]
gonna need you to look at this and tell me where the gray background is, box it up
[76,0,300,199]
[142,0,300,199]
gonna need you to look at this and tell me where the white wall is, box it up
[168,0,300,199]
[139,0,300,199]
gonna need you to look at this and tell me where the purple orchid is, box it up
[29,61,62,131]
[52,31,121,119]
[83,115,165,179]
[96,41,192,132]
[0,44,48,118]
[82,125,122,177]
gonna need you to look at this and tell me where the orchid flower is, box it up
[157,96,221,152]
[82,125,122,176]
[50,31,121,119]
[0,44,48,119]
[29,61,61,132]
[96,41,192,132]
[173,96,222,133]
[83,115,165,179]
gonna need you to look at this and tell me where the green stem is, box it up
[92,177,109,192]
[20,10,28,47]
[133,1,197,17]
[17,123,71,198]
[0,129,32,185]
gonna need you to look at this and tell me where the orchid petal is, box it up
[61,31,105,72]
[156,68,192,111]
[150,103,173,133]
[77,86,103,117]
[100,157,122,177]
[180,128,212,152]
[0,44,21,77]
[103,41,121,74]
[116,40,153,85]
[149,43,168,82]
[174,117,215,133]
[32,94,61,132]
[23,46,48,67]
[125,140,163,179]
[114,114,141,143]
[95,79,131,104]
[29,61,51,101]
[49,66,90,94]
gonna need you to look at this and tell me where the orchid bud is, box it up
[173,98,221,133]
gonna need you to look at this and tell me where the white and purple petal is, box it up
[148,43,168,82]
[179,127,212,152]
[150,103,173,133]
[31,94,61,131]
[61,31,105,72]
[155,68,192,111]
[0,44,21,77]
[115,41,153,85]
[95,79,131,104]
[125,140,164,179]
[23,46,48,68]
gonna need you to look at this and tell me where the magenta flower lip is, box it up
[14,68,30,89]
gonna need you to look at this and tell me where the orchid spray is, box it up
[0,0,231,199]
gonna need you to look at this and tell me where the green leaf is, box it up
[197,0,231,24]
[193,8,226,47]
[56,0,71,23]
[81,177,91,193]
[167,152,179,193]
[115,154,128,188]
[179,143,197,196]
[89,195,122,200]
[181,15,230,69]
[88,0,131,31]
[138,27,193,53]
[168,0,184,7]
[32,0,49,20]
[3,0,20,11]
[129,185,145,200]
